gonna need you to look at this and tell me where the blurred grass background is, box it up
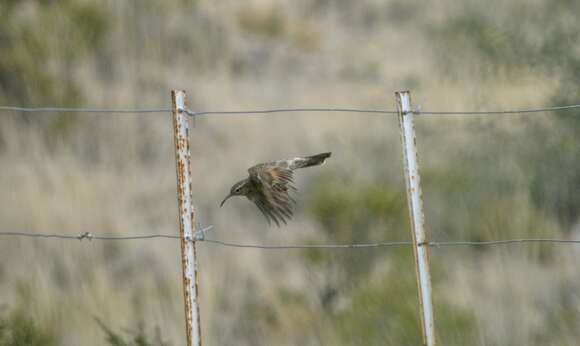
[1,0,579,345]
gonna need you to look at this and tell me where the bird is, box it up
[220,152,332,226]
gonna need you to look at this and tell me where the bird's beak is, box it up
[220,194,233,207]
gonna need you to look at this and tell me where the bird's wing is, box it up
[253,197,276,226]
[248,191,291,227]
[248,164,296,226]
[259,152,332,170]
[248,164,296,191]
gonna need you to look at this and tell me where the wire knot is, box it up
[179,107,196,117]
[180,107,197,127]
[402,106,422,115]
[78,232,93,241]
[192,225,214,242]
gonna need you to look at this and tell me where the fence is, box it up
[1,91,580,346]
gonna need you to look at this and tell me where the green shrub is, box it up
[0,309,59,346]
[96,319,170,346]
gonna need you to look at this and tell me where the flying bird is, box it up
[220,152,332,226]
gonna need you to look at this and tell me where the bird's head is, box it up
[220,179,251,207]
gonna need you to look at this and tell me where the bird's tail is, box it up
[290,152,332,170]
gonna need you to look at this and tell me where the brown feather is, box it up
[233,152,330,226]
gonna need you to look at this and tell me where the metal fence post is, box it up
[171,90,202,346]
[396,90,436,346]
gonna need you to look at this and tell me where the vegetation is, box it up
[0,0,579,345]
[304,176,476,345]
[0,309,58,346]
[96,319,170,346]
[0,310,170,346]
[429,0,580,230]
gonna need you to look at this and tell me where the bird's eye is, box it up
[235,188,241,193]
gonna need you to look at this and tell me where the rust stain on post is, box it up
[171,90,202,346]
[396,91,436,346]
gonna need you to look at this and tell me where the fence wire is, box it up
[0,106,171,113]
[1,104,580,116]
[418,104,580,116]
[182,108,397,116]
[1,231,580,249]
[0,231,179,240]
[1,101,579,248]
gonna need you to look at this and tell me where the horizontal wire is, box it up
[202,239,412,249]
[418,104,580,116]
[0,106,170,113]
[0,231,410,247]
[1,104,579,116]
[202,238,580,249]
[0,231,179,240]
[184,108,397,116]
[185,104,580,117]
[430,239,580,246]
[2,231,580,249]
[91,234,179,240]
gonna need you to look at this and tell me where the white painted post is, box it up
[171,90,202,346]
[396,91,436,346]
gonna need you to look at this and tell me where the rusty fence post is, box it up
[171,90,202,346]
[396,90,436,346]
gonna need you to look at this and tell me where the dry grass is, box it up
[0,0,579,345]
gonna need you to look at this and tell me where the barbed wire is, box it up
[1,231,580,249]
[1,103,580,116]
[202,239,412,249]
[196,238,580,249]
[0,231,179,240]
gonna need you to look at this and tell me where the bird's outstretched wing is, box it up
[248,164,296,226]
[256,152,332,171]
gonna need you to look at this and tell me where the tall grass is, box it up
[0,0,579,345]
